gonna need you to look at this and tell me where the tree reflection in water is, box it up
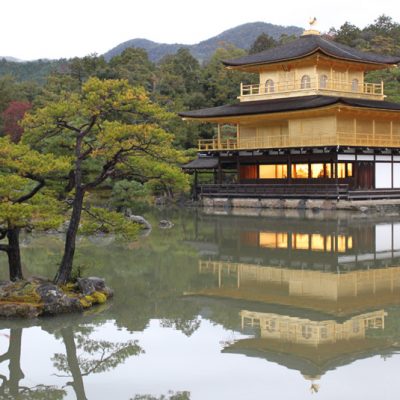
[0,324,142,400]
[0,328,65,399]
[52,325,142,400]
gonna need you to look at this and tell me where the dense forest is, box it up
[0,15,399,151]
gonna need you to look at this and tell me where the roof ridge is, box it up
[318,36,363,60]
[223,34,400,67]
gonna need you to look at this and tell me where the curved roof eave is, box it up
[179,96,400,121]
[223,48,398,68]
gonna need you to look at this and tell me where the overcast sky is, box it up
[1,0,399,60]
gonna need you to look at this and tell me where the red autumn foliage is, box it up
[2,101,32,143]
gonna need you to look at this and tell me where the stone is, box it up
[305,200,325,210]
[77,277,106,294]
[260,199,284,209]
[127,214,152,230]
[336,200,354,210]
[231,198,261,208]
[321,200,337,210]
[159,220,174,229]
[284,199,304,209]
[36,282,83,315]
[202,197,214,207]
[213,198,231,208]
[0,303,41,318]
[0,277,114,319]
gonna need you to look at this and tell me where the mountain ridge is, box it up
[0,56,23,62]
[104,22,303,62]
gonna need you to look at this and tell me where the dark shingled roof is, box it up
[223,34,400,67]
[182,157,218,169]
[179,96,400,119]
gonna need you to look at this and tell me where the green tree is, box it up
[111,179,150,212]
[249,33,277,54]
[68,54,108,87]
[330,22,362,47]
[201,46,252,107]
[109,48,156,91]
[331,15,400,56]
[366,68,400,103]
[155,48,202,104]
[0,138,70,280]
[152,48,207,149]
[277,33,298,45]
[23,78,189,284]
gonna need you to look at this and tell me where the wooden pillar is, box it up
[217,124,221,149]
[372,119,375,146]
[217,158,222,184]
[236,155,240,183]
[237,124,240,149]
[390,120,393,146]
[193,170,198,199]
[288,153,292,184]
[354,159,358,189]
[335,156,339,197]
[353,117,357,146]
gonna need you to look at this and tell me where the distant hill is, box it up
[104,22,303,62]
[0,58,67,83]
[0,56,23,62]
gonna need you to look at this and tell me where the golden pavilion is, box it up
[181,25,400,199]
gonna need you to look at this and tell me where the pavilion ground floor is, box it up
[184,146,400,200]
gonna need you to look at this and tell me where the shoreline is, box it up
[199,197,400,213]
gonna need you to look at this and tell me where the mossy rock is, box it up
[0,281,42,305]
[80,291,108,308]
[0,277,113,318]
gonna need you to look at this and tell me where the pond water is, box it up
[0,208,400,399]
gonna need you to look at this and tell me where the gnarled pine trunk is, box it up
[54,188,85,285]
[4,228,23,281]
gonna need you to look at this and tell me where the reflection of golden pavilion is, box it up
[258,231,352,252]
[223,308,393,382]
[187,215,400,384]
[198,260,400,315]
[241,309,386,346]
[191,259,400,382]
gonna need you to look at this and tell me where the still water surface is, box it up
[0,209,400,399]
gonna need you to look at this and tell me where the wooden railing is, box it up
[198,132,400,151]
[198,183,350,199]
[337,132,400,148]
[198,138,238,151]
[240,77,384,99]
